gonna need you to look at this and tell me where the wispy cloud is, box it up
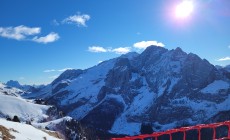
[133,40,165,49]
[89,40,164,55]
[62,13,90,27]
[0,25,40,40]
[19,77,25,80]
[51,19,60,26]
[217,57,230,61]
[43,68,73,73]
[33,32,59,44]
[43,69,56,73]
[88,46,131,54]
[88,46,107,53]
[0,25,59,44]
[58,68,73,72]
[228,45,230,49]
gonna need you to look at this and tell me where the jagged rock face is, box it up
[222,65,230,79]
[224,65,230,72]
[82,97,125,131]
[105,58,132,88]
[52,69,83,86]
[28,46,230,135]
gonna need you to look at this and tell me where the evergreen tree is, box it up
[140,122,153,134]
[12,115,20,122]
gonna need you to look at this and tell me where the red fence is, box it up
[111,121,230,140]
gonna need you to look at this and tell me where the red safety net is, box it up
[111,121,230,140]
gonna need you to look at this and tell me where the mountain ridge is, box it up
[19,45,230,135]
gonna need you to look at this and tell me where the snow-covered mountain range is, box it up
[5,46,230,137]
[0,82,111,139]
[6,80,45,93]
[0,83,51,122]
[0,83,65,139]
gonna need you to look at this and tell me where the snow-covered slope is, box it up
[32,116,72,130]
[0,83,50,122]
[24,46,230,136]
[0,94,50,122]
[0,118,62,140]
[0,83,82,139]
[0,83,24,96]
[201,80,229,94]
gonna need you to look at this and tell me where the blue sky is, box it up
[0,0,230,85]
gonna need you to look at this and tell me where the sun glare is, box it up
[175,0,194,18]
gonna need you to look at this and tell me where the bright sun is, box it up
[175,0,194,18]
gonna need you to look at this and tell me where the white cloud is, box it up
[217,57,230,61]
[62,13,90,27]
[133,41,165,49]
[0,25,59,44]
[228,45,230,49]
[43,69,56,73]
[33,32,59,44]
[43,68,73,73]
[111,47,131,54]
[89,41,165,55]
[58,68,73,72]
[0,25,40,40]
[88,46,130,54]
[88,46,108,53]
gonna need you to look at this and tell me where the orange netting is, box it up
[111,121,230,140]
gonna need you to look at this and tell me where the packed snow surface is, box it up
[201,80,230,94]
[32,116,72,130]
[0,88,50,122]
[0,118,61,140]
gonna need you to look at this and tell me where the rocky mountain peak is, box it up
[142,45,167,55]
[120,52,139,60]
[51,69,83,85]
[6,80,21,88]
[23,46,230,136]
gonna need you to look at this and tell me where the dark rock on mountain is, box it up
[24,45,230,136]
[6,80,45,94]
[6,80,21,88]
[51,69,83,86]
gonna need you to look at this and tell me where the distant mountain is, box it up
[6,80,22,89]
[6,80,45,94]
[0,82,109,139]
[24,46,230,136]
[0,83,50,122]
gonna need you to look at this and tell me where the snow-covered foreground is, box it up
[0,118,62,140]
[0,83,51,122]
[0,92,50,122]
[0,94,49,122]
